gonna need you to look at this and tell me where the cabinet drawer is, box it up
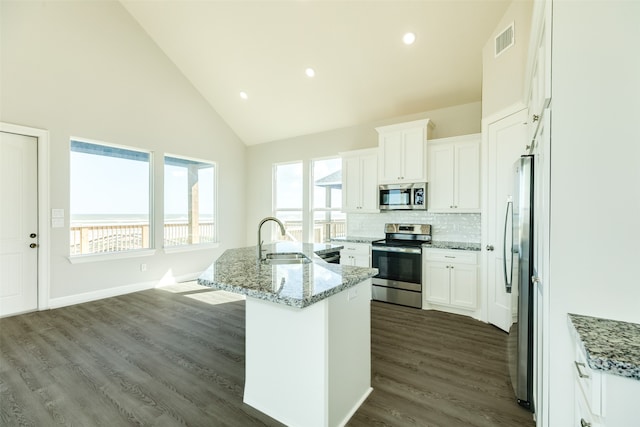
[340,243,371,257]
[574,343,604,417]
[424,249,477,264]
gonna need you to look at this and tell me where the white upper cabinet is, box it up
[341,148,379,213]
[376,119,434,184]
[525,0,552,141]
[428,133,481,213]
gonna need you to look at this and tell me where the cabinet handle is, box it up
[533,114,540,122]
[580,419,591,427]
[486,245,495,251]
[574,361,590,379]
[445,256,455,259]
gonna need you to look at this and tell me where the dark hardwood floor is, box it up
[0,283,534,427]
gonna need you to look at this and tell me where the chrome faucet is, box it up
[257,216,286,261]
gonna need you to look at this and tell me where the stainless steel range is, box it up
[371,223,431,308]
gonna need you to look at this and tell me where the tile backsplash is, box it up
[347,212,481,243]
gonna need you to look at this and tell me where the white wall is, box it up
[245,102,482,245]
[548,1,640,425]
[0,1,246,302]
[482,0,533,118]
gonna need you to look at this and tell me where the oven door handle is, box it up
[372,246,422,254]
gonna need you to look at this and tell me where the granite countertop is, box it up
[568,313,640,381]
[198,242,378,309]
[331,236,481,252]
[330,236,381,244]
[426,241,481,251]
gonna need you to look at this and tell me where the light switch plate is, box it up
[52,208,65,218]
[52,218,64,228]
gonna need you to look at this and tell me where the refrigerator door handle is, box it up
[503,200,513,293]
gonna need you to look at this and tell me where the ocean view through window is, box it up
[70,140,151,255]
[164,155,216,247]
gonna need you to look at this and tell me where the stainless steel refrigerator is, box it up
[505,155,534,411]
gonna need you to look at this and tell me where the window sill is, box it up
[68,249,157,264]
[163,242,219,254]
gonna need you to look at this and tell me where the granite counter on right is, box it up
[568,314,640,380]
[568,313,639,426]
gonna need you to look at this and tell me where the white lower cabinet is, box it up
[340,242,371,268]
[571,341,638,427]
[423,249,477,310]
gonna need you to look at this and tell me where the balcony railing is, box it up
[70,222,215,255]
[277,220,346,243]
[69,219,344,255]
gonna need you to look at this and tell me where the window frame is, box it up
[68,136,155,263]
[163,153,219,253]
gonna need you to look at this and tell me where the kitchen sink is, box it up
[263,252,312,265]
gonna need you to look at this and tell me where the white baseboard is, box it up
[338,387,373,427]
[47,272,203,309]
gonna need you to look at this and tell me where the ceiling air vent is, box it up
[495,23,514,57]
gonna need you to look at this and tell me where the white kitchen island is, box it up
[198,243,378,427]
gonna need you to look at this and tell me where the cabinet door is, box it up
[428,144,454,211]
[449,264,477,309]
[378,131,403,183]
[454,141,480,211]
[360,154,379,212]
[342,156,361,212]
[526,0,552,141]
[424,262,450,305]
[401,127,426,182]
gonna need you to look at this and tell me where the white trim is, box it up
[48,271,203,309]
[68,249,157,264]
[0,122,51,311]
[48,280,157,309]
[163,242,219,254]
[428,132,481,145]
[336,387,373,427]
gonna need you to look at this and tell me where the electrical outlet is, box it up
[140,263,147,272]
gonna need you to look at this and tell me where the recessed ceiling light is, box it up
[403,32,416,45]
[305,68,315,78]
[239,91,248,100]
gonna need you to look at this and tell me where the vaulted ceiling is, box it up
[121,1,510,145]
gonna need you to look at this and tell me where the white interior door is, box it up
[0,131,39,317]
[485,109,528,332]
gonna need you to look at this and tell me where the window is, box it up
[164,155,216,247]
[312,158,345,242]
[273,162,303,242]
[70,140,151,255]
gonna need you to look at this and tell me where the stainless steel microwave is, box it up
[379,183,427,210]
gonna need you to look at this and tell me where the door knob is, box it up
[486,245,495,251]
[29,243,38,248]
[30,233,37,238]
